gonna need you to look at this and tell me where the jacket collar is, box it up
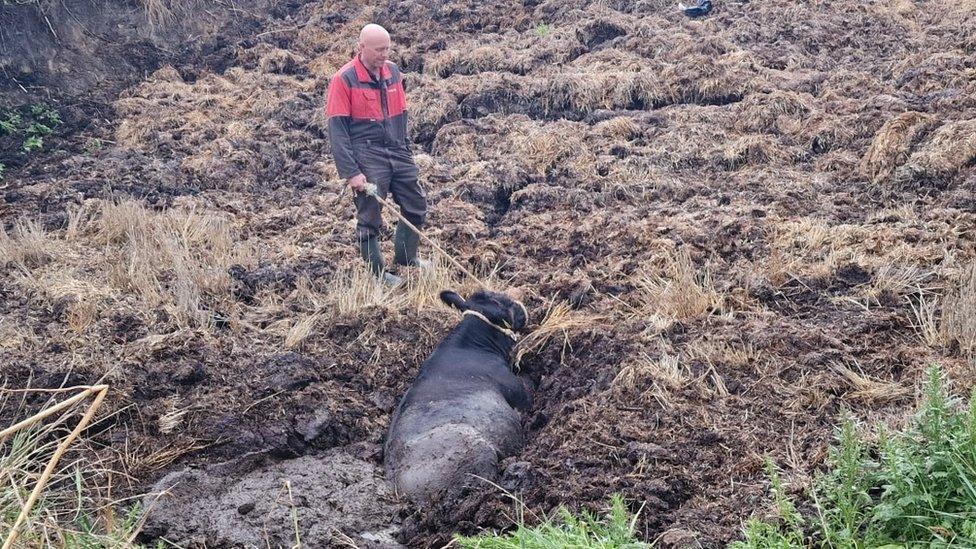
[354,55,392,83]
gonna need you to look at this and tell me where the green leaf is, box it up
[26,122,53,136]
[23,135,43,152]
[0,113,21,134]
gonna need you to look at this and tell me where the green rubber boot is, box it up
[359,236,403,287]
[393,221,431,269]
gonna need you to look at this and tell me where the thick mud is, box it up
[142,447,404,548]
[1,0,974,547]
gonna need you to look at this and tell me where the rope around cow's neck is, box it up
[462,309,519,342]
[364,184,488,289]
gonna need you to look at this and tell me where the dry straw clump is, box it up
[911,262,976,363]
[544,69,655,113]
[855,263,935,307]
[764,218,872,283]
[96,200,246,328]
[593,116,641,140]
[860,112,937,182]
[115,63,316,190]
[407,83,460,143]
[0,219,55,270]
[401,254,488,313]
[659,51,761,106]
[323,266,405,316]
[514,123,593,178]
[425,44,526,77]
[542,49,667,113]
[632,249,724,323]
[14,271,110,332]
[941,262,976,361]
[722,134,794,169]
[891,51,974,95]
[284,314,321,350]
[291,255,502,357]
[515,299,594,367]
[830,362,909,403]
[895,119,976,184]
[732,91,815,134]
[138,0,195,28]
[684,338,761,371]
[0,320,39,351]
[798,112,858,155]
[612,351,689,408]
[321,254,485,318]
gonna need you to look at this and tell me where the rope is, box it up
[364,184,488,289]
[462,309,519,341]
[361,185,531,343]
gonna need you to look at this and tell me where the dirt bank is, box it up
[0,0,281,103]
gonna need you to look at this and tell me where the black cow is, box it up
[384,289,532,505]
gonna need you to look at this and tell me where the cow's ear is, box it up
[510,300,528,331]
[440,290,468,311]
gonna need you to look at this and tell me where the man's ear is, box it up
[440,290,468,311]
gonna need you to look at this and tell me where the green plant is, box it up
[27,121,54,137]
[456,494,650,548]
[732,365,976,548]
[0,104,61,155]
[85,137,105,154]
[731,460,805,549]
[814,414,877,547]
[23,135,43,152]
[868,367,976,546]
[31,103,62,126]
[62,502,147,546]
[0,112,21,134]
[536,23,552,37]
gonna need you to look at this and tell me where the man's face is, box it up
[359,35,391,71]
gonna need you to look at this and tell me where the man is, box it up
[326,23,429,286]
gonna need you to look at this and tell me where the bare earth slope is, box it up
[1,0,974,547]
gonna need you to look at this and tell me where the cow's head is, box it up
[440,289,528,333]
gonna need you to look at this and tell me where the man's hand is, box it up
[347,174,367,192]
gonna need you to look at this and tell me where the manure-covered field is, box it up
[1,0,974,547]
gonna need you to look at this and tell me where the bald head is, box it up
[360,24,389,44]
[358,24,391,72]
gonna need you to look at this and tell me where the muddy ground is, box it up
[1,0,975,547]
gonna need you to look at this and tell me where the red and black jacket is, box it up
[326,56,410,179]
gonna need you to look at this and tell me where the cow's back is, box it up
[386,389,522,503]
[385,375,525,504]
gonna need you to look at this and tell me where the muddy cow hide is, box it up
[384,289,532,505]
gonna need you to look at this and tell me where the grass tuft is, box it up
[632,249,724,323]
[456,494,650,548]
[515,299,593,367]
[0,389,150,546]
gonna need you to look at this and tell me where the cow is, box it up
[384,289,532,505]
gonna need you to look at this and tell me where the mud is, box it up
[1,0,975,547]
[142,446,405,548]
